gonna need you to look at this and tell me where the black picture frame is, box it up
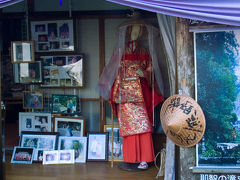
[87,132,108,161]
[52,94,78,115]
[20,131,59,162]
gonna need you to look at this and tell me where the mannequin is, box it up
[109,24,163,169]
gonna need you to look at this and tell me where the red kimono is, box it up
[110,41,163,163]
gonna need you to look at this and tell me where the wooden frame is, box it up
[104,125,123,162]
[52,94,78,115]
[20,131,58,161]
[58,136,87,163]
[14,61,42,84]
[54,116,85,137]
[11,40,35,63]
[41,55,83,88]
[18,112,52,136]
[87,132,108,161]
[11,146,34,164]
[30,19,75,52]
[23,90,44,109]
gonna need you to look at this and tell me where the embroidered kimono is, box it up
[110,40,163,137]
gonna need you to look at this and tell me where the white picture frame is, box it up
[43,150,75,165]
[58,150,75,164]
[41,55,83,87]
[19,112,52,135]
[42,150,59,165]
[58,136,87,163]
[30,19,74,52]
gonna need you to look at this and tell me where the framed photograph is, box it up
[41,55,83,87]
[87,132,108,161]
[11,146,34,164]
[11,41,35,63]
[54,116,85,137]
[42,150,59,165]
[58,150,75,164]
[14,61,42,84]
[52,94,78,115]
[23,91,43,109]
[20,132,58,161]
[43,150,75,165]
[194,29,240,167]
[104,125,123,161]
[58,136,87,163]
[19,112,52,135]
[30,19,74,52]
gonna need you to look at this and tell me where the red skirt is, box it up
[122,132,155,163]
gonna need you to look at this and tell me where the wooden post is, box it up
[99,17,106,132]
[0,51,4,180]
[175,17,197,179]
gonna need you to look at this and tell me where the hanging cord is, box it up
[155,148,166,179]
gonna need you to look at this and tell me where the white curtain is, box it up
[157,13,175,96]
[157,13,176,180]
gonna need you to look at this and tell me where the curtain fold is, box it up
[157,13,175,96]
[0,0,23,9]
[156,14,175,180]
[107,0,240,26]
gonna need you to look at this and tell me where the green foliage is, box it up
[196,31,239,151]
[202,148,221,157]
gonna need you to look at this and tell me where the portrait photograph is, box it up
[59,23,69,39]
[38,34,48,42]
[11,147,34,164]
[50,41,60,50]
[58,150,75,164]
[58,136,87,163]
[47,23,58,39]
[43,150,59,165]
[87,133,108,161]
[19,112,52,135]
[54,116,85,137]
[23,91,43,109]
[35,24,46,32]
[53,56,66,66]
[11,41,35,63]
[38,43,49,51]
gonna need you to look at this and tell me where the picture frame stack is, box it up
[13,113,111,164]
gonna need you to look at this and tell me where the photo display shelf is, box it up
[30,19,74,52]
[41,55,83,87]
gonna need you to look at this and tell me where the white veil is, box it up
[97,23,164,100]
